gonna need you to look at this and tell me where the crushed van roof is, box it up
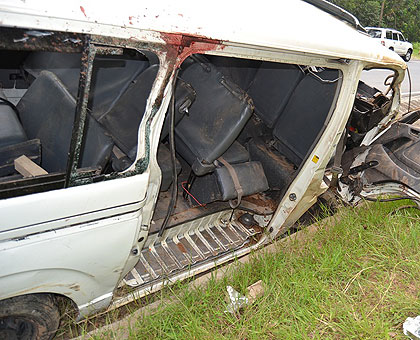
[0,0,406,69]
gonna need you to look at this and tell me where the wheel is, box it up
[389,47,394,51]
[0,294,60,340]
[404,49,412,62]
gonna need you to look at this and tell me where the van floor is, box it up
[149,163,282,235]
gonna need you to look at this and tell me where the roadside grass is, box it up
[412,42,420,60]
[84,201,420,340]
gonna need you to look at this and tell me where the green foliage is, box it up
[329,0,420,42]
[84,201,420,339]
[413,42,420,59]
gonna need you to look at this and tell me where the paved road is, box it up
[360,59,420,97]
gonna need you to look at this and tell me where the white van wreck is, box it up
[0,0,414,339]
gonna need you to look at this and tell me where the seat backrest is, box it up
[96,64,159,157]
[17,71,113,173]
[205,55,261,92]
[175,56,254,176]
[0,103,27,148]
[24,51,150,121]
[248,62,304,128]
[273,69,340,165]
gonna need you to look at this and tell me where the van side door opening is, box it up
[120,52,343,292]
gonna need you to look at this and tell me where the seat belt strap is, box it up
[218,157,243,209]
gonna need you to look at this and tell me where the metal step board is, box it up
[124,211,261,288]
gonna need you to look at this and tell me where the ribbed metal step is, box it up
[123,212,261,288]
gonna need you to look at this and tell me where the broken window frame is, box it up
[0,28,167,198]
[67,34,167,187]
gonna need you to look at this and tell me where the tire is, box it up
[404,49,412,62]
[389,47,394,51]
[0,294,60,340]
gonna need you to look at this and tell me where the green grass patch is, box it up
[80,201,420,339]
[412,42,420,60]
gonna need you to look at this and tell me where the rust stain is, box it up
[249,224,264,234]
[176,242,187,253]
[284,205,295,215]
[128,15,134,25]
[242,193,278,212]
[80,6,87,18]
[380,55,406,70]
[178,13,184,17]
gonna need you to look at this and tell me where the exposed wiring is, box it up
[180,180,276,215]
[307,67,341,84]
[298,65,341,83]
[181,181,206,207]
[157,70,179,239]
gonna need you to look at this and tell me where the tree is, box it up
[328,0,420,42]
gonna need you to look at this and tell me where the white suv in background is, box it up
[366,27,413,61]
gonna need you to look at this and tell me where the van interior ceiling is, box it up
[0,48,344,226]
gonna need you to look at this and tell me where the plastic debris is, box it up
[225,286,248,314]
[225,280,264,314]
[403,315,420,339]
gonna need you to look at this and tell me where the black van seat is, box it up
[248,63,304,129]
[272,69,340,165]
[91,66,196,192]
[0,90,41,177]
[247,138,295,190]
[17,71,113,173]
[205,55,261,92]
[0,103,27,148]
[174,56,270,204]
[175,56,254,176]
[24,51,150,121]
[96,64,159,156]
[187,160,269,205]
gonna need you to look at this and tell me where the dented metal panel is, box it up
[0,1,410,335]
